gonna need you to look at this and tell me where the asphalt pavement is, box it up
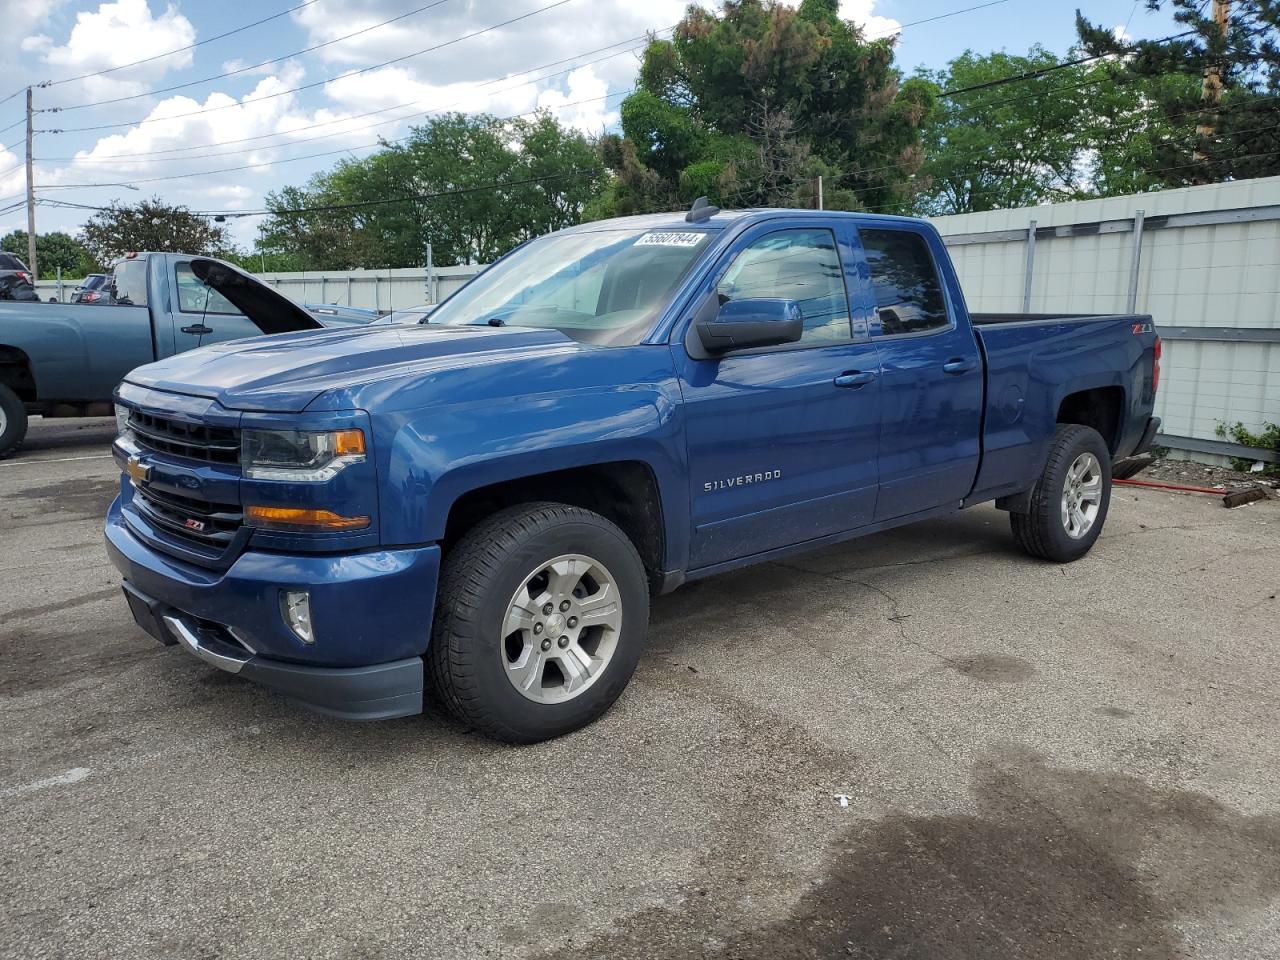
[2,416,1278,960]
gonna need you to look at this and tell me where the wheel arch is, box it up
[0,345,37,403]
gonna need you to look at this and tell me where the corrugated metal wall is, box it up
[258,264,483,312]
[930,176,1280,464]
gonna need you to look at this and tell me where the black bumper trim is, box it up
[1133,416,1162,457]
[121,582,424,721]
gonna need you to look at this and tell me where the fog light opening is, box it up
[281,590,315,644]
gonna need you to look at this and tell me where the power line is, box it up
[939,29,1197,97]
[47,0,454,112]
[871,0,1010,38]
[40,0,321,88]
[44,0,577,135]
[35,32,663,166]
[32,91,629,191]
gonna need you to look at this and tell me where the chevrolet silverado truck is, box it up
[104,204,1161,742]
[0,252,369,458]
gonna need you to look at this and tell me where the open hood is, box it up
[190,257,323,335]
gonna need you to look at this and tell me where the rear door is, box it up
[853,225,983,520]
[675,218,882,570]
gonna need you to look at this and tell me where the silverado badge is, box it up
[126,457,151,485]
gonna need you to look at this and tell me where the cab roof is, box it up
[559,207,928,234]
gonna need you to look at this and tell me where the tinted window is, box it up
[175,262,241,315]
[0,253,26,270]
[111,259,148,306]
[717,228,851,343]
[860,229,948,336]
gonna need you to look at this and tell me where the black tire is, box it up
[0,384,28,460]
[1010,424,1112,563]
[427,502,650,743]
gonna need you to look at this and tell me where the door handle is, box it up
[181,324,213,335]
[942,358,975,375]
[834,371,876,388]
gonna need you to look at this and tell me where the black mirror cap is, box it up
[693,297,804,356]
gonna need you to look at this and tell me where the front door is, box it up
[675,222,882,570]
[855,226,983,520]
[170,259,264,354]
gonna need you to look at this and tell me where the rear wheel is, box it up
[1011,424,1112,562]
[0,384,28,459]
[427,502,649,743]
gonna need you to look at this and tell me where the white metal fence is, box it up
[256,264,483,312]
[931,176,1280,465]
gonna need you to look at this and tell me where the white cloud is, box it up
[1112,23,1134,44]
[536,66,618,134]
[776,0,901,38]
[0,0,64,43]
[33,0,196,100]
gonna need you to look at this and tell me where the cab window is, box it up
[110,259,148,307]
[859,229,948,336]
[717,229,852,343]
[175,262,241,315]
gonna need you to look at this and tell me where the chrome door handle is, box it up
[834,371,876,388]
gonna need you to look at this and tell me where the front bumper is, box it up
[105,496,439,720]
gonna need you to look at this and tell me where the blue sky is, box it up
[0,0,1180,251]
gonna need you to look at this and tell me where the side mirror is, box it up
[693,297,804,355]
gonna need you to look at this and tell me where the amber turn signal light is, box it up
[245,505,370,531]
[331,429,366,457]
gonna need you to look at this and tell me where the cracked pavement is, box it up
[2,417,1279,959]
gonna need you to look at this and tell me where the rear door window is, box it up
[859,229,949,337]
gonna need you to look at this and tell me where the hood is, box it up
[124,323,579,412]
[190,257,323,334]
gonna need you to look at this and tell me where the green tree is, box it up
[1077,1,1280,186]
[260,112,601,269]
[80,198,230,265]
[595,0,932,217]
[912,49,1196,214]
[1,230,94,277]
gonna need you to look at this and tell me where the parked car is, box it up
[0,252,352,457]
[71,273,114,304]
[305,303,383,324]
[0,252,37,302]
[104,204,1161,741]
[368,304,437,327]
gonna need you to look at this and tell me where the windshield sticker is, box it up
[636,232,705,248]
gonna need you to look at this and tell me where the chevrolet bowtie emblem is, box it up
[126,457,152,485]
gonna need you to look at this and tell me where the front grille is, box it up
[132,484,243,549]
[129,411,240,465]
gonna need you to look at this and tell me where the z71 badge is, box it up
[704,470,781,493]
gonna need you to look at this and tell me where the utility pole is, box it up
[24,86,38,281]
[1193,0,1231,176]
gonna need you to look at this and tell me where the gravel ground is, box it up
[2,417,1279,960]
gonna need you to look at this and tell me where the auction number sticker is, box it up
[636,232,705,247]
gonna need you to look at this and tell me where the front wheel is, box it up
[1010,424,1112,563]
[0,384,28,459]
[427,502,650,743]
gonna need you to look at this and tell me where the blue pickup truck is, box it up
[0,252,377,457]
[105,205,1161,742]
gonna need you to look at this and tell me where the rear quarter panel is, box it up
[972,315,1157,502]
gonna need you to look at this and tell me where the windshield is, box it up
[430,228,715,346]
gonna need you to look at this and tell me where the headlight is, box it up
[242,428,366,482]
[114,403,131,438]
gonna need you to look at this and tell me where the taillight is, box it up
[83,291,100,302]
[1152,336,1161,393]
[15,271,29,283]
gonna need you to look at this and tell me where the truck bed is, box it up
[971,312,1141,325]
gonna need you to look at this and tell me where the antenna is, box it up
[686,196,719,223]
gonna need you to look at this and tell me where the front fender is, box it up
[371,350,689,571]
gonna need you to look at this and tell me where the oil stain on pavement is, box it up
[545,749,1280,960]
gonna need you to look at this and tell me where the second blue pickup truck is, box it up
[105,204,1161,742]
